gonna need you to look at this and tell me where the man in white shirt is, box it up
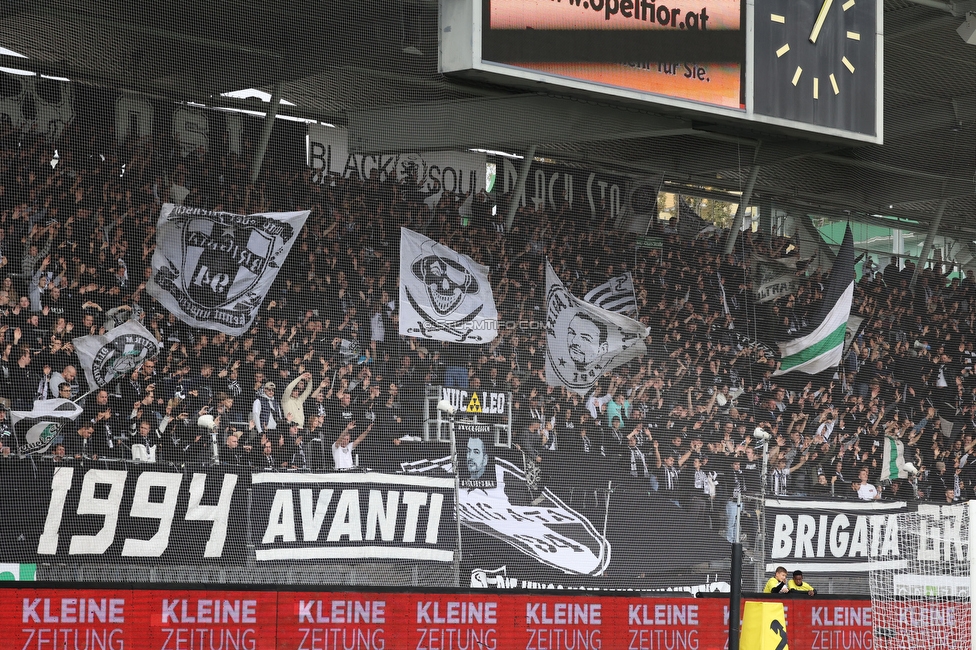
[332,421,372,469]
[855,468,880,500]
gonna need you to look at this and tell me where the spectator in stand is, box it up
[281,371,314,428]
[253,382,282,434]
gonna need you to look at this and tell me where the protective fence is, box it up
[0,65,965,598]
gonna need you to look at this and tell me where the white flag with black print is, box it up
[545,261,648,395]
[583,272,638,318]
[399,227,497,343]
[14,399,83,455]
[73,320,161,390]
[147,204,310,336]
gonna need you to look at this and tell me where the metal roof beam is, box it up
[346,96,692,153]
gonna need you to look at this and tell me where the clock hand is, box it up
[809,0,834,43]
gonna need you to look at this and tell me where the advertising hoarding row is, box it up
[4,587,884,650]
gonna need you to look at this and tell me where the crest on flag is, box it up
[399,228,497,343]
[546,261,648,394]
[148,204,309,335]
[583,272,638,318]
[13,399,83,456]
[73,320,161,389]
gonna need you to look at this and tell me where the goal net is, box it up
[868,502,974,650]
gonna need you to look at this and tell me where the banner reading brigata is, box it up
[765,498,916,575]
[2,587,890,650]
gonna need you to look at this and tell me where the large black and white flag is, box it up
[14,399,83,455]
[399,227,497,343]
[73,320,161,389]
[147,204,309,335]
[583,272,638,318]
[545,261,648,395]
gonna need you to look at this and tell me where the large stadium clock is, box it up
[753,0,880,137]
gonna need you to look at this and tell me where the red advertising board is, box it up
[1,587,885,650]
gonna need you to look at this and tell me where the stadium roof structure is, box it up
[0,0,973,241]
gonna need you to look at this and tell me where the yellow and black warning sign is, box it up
[741,601,789,650]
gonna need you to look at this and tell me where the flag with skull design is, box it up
[399,227,498,343]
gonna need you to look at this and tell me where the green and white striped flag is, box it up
[774,225,854,375]
[881,435,909,481]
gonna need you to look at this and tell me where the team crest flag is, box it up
[73,320,161,389]
[147,204,310,335]
[545,260,648,395]
[583,272,639,318]
[399,227,497,343]
[13,399,83,456]
[774,225,855,375]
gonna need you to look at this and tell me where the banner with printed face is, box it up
[147,204,309,336]
[545,260,648,395]
[250,472,457,563]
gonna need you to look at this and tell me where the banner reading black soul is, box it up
[1,463,247,563]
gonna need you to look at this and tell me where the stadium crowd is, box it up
[1,114,975,537]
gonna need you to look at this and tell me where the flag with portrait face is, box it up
[545,260,648,395]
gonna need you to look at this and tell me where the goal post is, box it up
[868,500,975,650]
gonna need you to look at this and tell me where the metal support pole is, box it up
[728,489,744,650]
[968,499,976,650]
[910,197,947,289]
[504,145,536,232]
[724,142,763,254]
[249,82,285,184]
[758,439,770,590]
[449,416,462,587]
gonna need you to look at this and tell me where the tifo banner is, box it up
[440,387,509,416]
[399,227,498,343]
[764,498,916,574]
[250,472,456,563]
[307,124,486,206]
[2,459,731,591]
[0,587,887,650]
[148,204,310,336]
[500,158,631,221]
[21,465,246,562]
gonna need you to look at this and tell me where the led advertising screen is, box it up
[481,0,745,109]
